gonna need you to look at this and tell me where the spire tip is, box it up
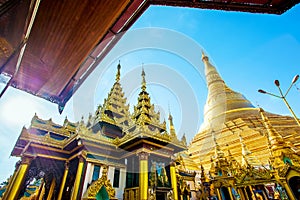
[116,62,121,81]
[201,50,209,62]
[141,66,146,91]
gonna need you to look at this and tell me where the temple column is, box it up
[36,179,44,200]
[237,188,245,200]
[138,151,148,200]
[71,156,85,200]
[282,181,296,200]
[46,177,56,200]
[228,187,234,200]
[57,161,69,200]
[249,185,257,200]
[3,156,32,200]
[216,188,222,200]
[243,187,249,200]
[38,182,45,200]
[261,189,268,200]
[170,162,178,200]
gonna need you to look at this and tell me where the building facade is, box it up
[0,65,189,200]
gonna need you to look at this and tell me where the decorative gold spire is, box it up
[168,112,176,136]
[200,164,207,182]
[238,134,251,156]
[212,132,224,158]
[227,148,240,170]
[141,67,146,91]
[116,61,121,82]
[132,68,167,131]
[95,62,131,127]
[238,133,257,167]
[259,108,287,148]
[201,51,254,128]
[201,50,208,62]
[259,108,300,170]
[209,131,230,177]
[181,133,187,146]
[133,68,151,126]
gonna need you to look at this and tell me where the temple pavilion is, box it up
[1,64,190,200]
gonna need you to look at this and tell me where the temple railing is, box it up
[124,187,139,200]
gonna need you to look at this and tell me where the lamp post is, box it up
[258,75,300,127]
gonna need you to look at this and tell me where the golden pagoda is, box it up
[188,51,300,200]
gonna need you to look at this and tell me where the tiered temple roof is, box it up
[11,63,186,163]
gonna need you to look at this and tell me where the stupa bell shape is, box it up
[202,51,255,129]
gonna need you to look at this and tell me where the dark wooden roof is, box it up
[0,0,299,112]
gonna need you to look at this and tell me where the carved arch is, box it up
[83,165,116,200]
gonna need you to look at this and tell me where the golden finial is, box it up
[259,108,285,147]
[168,106,176,136]
[63,116,68,125]
[181,133,187,146]
[238,133,253,167]
[238,133,251,156]
[168,113,173,125]
[212,132,221,153]
[141,66,146,91]
[201,50,208,62]
[116,61,121,82]
[168,104,174,126]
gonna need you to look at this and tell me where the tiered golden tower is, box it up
[188,52,300,200]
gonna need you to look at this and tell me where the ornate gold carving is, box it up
[20,128,70,149]
[124,187,139,200]
[21,156,33,165]
[137,151,149,160]
[31,114,73,137]
[86,165,116,199]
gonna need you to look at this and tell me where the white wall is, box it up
[82,162,93,197]
[107,166,115,183]
[114,167,126,200]
[81,163,126,199]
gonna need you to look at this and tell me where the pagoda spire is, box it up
[259,108,287,149]
[209,131,231,177]
[132,67,167,131]
[133,68,151,126]
[168,110,176,137]
[94,62,131,127]
[238,133,254,167]
[227,148,240,169]
[259,108,300,170]
[141,67,146,91]
[200,164,208,182]
[212,132,225,158]
[116,61,121,82]
[201,51,254,128]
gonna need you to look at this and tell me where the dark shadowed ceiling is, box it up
[0,0,299,112]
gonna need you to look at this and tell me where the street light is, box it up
[258,75,300,127]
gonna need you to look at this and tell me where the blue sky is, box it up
[0,5,300,182]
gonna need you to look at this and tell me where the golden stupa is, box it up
[188,52,300,200]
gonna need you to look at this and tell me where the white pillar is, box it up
[81,162,93,197]
[99,165,103,178]
[115,167,126,199]
[108,166,115,182]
